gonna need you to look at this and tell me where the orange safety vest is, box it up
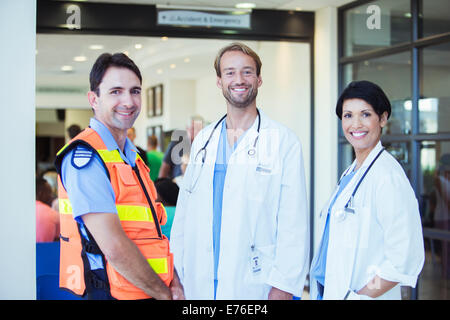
[54,128,173,300]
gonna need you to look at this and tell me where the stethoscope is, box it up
[187,108,261,193]
[333,147,385,222]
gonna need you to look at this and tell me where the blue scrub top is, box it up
[311,170,356,299]
[212,119,249,298]
[61,118,137,270]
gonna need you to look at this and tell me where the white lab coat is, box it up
[310,141,425,300]
[170,110,310,299]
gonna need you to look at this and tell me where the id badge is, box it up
[251,246,261,274]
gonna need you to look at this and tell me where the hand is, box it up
[170,271,185,300]
[268,287,293,300]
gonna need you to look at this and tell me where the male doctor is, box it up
[170,43,310,299]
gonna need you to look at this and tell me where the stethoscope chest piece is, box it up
[248,148,256,157]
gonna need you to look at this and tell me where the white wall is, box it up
[0,0,36,299]
[65,109,93,140]
[257,41,311,190]
[314,7,339,250]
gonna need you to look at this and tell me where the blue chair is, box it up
[36,242,82,300]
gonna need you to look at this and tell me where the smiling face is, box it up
[342,98,388,161]
[88,66,141,140]
[216,50,262,109]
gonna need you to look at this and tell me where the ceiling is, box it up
[36,35,259,89]
[38,0,354,91]
[60,0,354,11]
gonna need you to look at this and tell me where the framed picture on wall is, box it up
[146,87,154,118]
[154,84,163,116]
[147,125,164,152]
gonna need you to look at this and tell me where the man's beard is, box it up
[223,86,258,109]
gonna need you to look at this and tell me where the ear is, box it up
[379,111,388,128]
[87,91,99,112]
[257,75,263,88]
[216,76,223,89]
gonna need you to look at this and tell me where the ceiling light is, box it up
[157,69,163,74]
[295,7,302,11]
[135,44,142,49]
[184,57,190,63]
[123,51,129,56]
[61,65,73,72]
[235,2,256,9]
[73,55,87,62]
[170,64,176,69]
[161,36,168,41]
[89,44,104,50]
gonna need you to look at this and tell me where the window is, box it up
[343,0,411,57]
[420,42,450,133]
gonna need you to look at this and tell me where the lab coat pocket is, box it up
[337,205,371,250]
[247,167,273,202]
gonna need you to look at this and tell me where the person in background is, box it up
[159,115,204,181]
[127,126,150,166]
[146,135,164,182]
[67,124,82,140]
[154,178,179,240]
[309,80,424,300]
[36,177,60,242]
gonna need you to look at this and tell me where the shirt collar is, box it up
[89,117,137,166]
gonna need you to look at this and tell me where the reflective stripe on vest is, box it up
[59,199,155,223]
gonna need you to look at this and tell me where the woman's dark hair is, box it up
[154,178,179,207]
[89,52,142,96]
[335,80,391,120]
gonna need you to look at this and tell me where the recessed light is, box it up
[170,64,176,69]
[123,51,129,56]
[161,36,168,41]
[157,69,163,74]
[295,7,302,11]
[135,44,142,49]
[184,57,190,63]
[73,56,87,62]
[235,2,256,9]
[61,65,73,72]
[89,44,104,50]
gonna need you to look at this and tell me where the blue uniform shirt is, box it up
[311,170,356,299]
[61,118,137,270]
[212,118,253,298]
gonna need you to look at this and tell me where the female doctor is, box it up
[310,80,425,300]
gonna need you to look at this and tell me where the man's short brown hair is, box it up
[214,42,262,77]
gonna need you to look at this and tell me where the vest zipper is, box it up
[132,165,163,239]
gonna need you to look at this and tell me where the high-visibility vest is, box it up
[54,127,173,300]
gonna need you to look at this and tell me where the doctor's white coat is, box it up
[170,110,310,299]
[310,141,425,300]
